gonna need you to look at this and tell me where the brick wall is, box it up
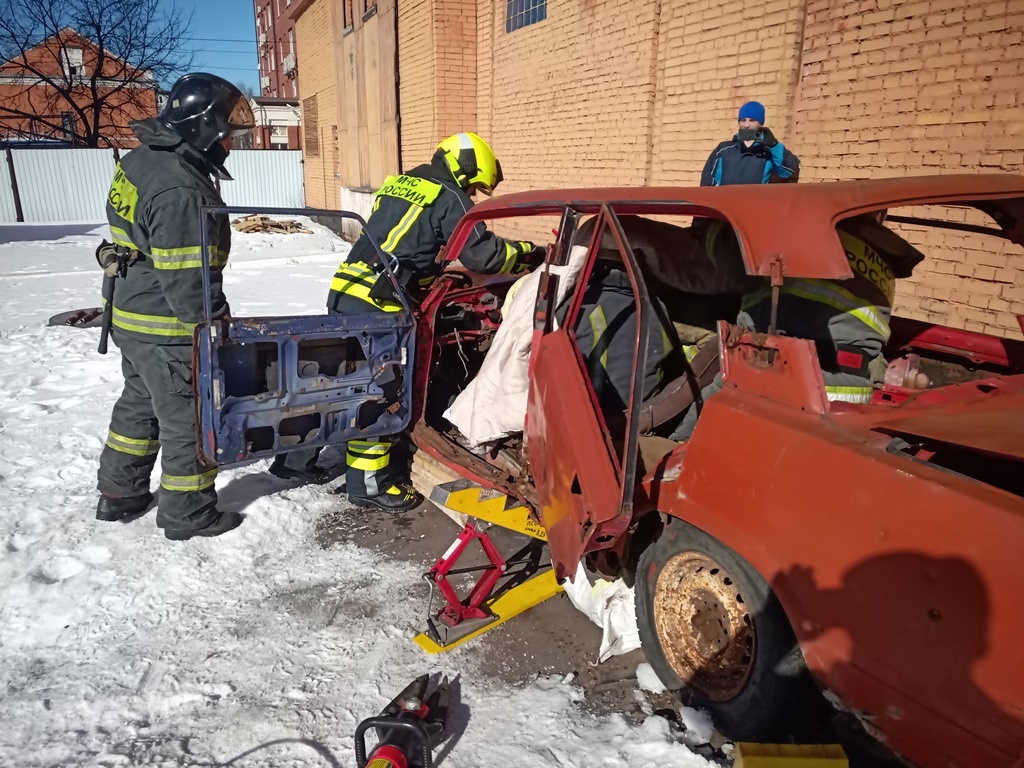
[398,0,479,167]
[466,0,1023,337]
[295,0,340,208]
[398,0,436,165]
[793,0,1024,336]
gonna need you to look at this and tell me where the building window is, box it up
[289,28,295,55]
[364,0,377,16]
[61,47,84,79]
[342,0,354,31]
[506,0,546,33]
[61,112,76,140]
[303,95,319,157]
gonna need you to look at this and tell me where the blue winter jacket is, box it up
[700,135,800,186]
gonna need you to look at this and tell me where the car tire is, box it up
[635,518,819,742]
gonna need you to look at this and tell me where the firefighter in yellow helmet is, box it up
[270,132,546,511]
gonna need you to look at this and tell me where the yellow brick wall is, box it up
[650,0,806,186]
[793,0,1024,337]
[468,0,1023,337]
[399,0,436,166]
[296,0,340,209]
[384,0,1024,336]
[398,0,479,168]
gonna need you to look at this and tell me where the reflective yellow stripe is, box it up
[586,305,610,395]
[108,163,139,223]
[150,246,229,270]
[347,440,390,471]
[839,230,896,302]
[161,468,218,493]
[329,262,402,313]
[498,241,518,274]
[347,453,390,471]
[683,344,699,363]
[105,430,160,457]
[743,279,890,339]
[702,220,725,266]
[110,226,137,249]
[348,440,390,453]
[825,385,874,404]
[381,204,424,253]
[109,305,194,337]
[375,174,442,206]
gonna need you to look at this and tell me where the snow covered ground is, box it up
[0,219,712,767]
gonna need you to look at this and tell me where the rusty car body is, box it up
[407,176,1024,768]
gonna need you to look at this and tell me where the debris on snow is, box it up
[636,662,668,694]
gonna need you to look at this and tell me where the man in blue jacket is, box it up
[700,101,799,186]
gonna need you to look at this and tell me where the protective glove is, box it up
[756,127,778,148]
[519,242,547,267]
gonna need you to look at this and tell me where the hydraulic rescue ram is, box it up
[354,674,449,768]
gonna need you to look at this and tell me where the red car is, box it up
[407,176,1024,768]
[198,176,1024,768]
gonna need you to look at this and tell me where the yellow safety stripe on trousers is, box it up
[328,262,403,313]
[108,303,195,338]
[149,245,230,270]
[380,204,424,253]
[825,385,874,403]
[105,430,160,457]
[110,225,138,250]
[743,279,891,339]
[347,441,391,472]
[683,344,699,363]
[161,468,218,493]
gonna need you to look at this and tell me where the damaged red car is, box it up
[406,176,1024,768]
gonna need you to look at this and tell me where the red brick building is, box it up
[255,0,301,100]
[0,28,157,147]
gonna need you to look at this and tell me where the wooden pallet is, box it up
[231,214,312,235]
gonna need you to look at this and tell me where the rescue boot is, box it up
[96,491,155,522]
[163,510,243,541]
[349,484,423,512]
[268,455,330,485]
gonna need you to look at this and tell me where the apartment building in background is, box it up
[255,0,300,100]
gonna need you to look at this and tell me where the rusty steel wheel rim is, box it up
[652,550,755,701]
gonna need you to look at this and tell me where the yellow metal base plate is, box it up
[734,743,849,768]
[429,480,547,541]
[413,569,563,654]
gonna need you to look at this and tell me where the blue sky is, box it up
[166,0,260,94]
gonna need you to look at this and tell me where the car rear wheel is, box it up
[635,518,819,741]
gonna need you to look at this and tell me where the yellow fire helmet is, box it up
[437,132,504,194]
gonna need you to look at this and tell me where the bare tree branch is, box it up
[0,0,195,147]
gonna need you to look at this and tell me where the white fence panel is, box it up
[0,154,17,223]
[219,150,305,208]
[12,148,115,223]
[0,148,305,223]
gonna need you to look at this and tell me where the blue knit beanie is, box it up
[738,101,766,124]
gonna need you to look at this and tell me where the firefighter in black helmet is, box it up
[95,72,255,540]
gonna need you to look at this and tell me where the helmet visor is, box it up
[226,96,256,135]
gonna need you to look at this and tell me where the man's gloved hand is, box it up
[519,242,547,267]
[756,127,778,148]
